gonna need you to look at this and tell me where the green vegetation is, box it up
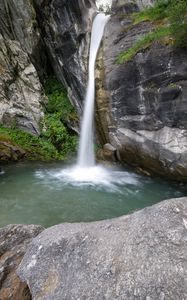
[118,0,187,63]
[0,126,60,160]
[169,0,187,48]
[42,77,78,159]
[44,77,77,122]
[0,77,78,161]
[133,0,172,24]
[118,26,171,63]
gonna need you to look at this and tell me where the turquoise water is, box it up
[0,162,186,227]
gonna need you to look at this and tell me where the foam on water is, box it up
[35,164,141,193]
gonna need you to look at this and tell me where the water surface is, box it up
[0,162,186,227]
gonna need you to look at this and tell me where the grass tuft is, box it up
[118,0,187,63]
[117,26,172,63]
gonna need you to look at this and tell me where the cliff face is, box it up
[33,0,96,114]
[0,0,187,179]
[0,0,45,134]
[0,0,96,135]
[97,0,187,181]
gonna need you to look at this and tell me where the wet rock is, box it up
[18,197,187,300]
[0,224,43,300]
[97,143,117,161]
[0,141,26,161]
[97,2,187,181]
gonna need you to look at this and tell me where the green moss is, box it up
[133,0,171,24]
[0,76,78,161]
[118,0,187,63]
[0,126,60,161]
[117,26,171,63]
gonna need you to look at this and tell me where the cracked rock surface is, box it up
[18,197,187,300]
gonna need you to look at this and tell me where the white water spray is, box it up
[78,13,110,167]
[36,12,142,189]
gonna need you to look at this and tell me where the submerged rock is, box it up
[0,224,43,300]
[18,197,187,300]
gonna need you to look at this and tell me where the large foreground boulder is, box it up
[0,224,43,300]
[18,197,187,300]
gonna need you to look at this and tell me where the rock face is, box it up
[0,0,46,76]
[0,0,46,134]
[0,141,26,161]
[0,0,97,134]
[0,35,45,134]
[33,0,97,113]
[18,197,187,300]
[0,224,43,300]
[97,1,187,180]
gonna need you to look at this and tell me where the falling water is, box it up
[78,13,110,167]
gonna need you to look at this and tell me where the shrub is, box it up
[43,76,78,158]
[0,125,60,160]
[44,77,77,121]
[169,0,187,48]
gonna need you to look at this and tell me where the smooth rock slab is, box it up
[0,224,43,300]
[18,198,187,300]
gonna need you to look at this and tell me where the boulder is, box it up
[0,224,43,300]
[97,143,117,161]
[18,197,187,300]
[0,141,26,161]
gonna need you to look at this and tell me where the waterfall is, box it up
[78,13,109,167]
